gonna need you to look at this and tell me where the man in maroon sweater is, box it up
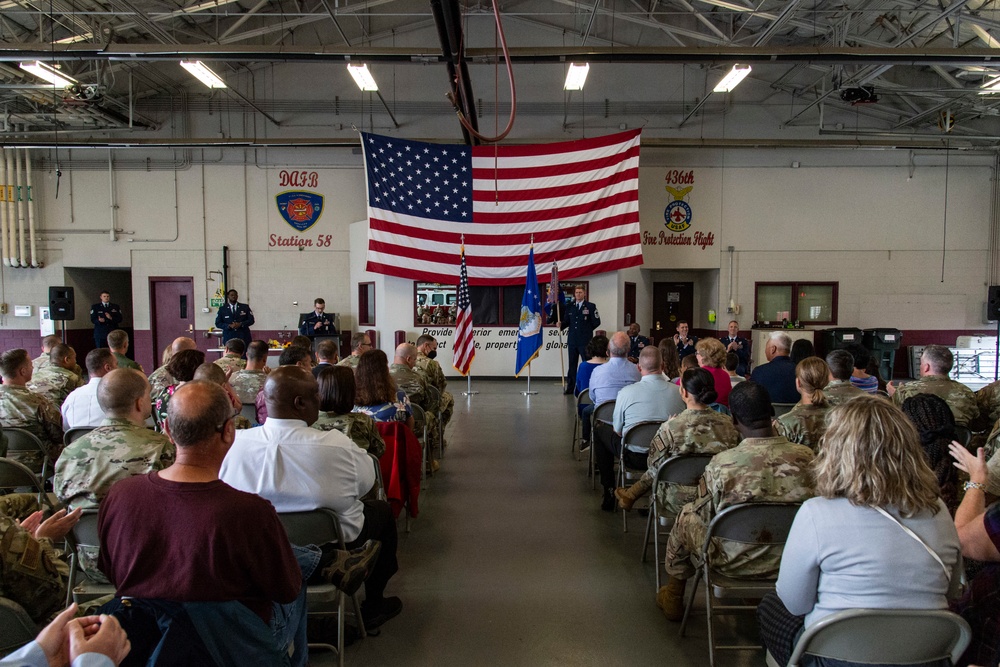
[98,381,308,665]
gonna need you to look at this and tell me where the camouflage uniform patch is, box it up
[663,435,814,580]
[640,409,740,523]
[0,384,63,472]
[390,363,439,444]
[230,369,267,405]
[824,379,866,406]
[415,353,454,431]
[892,374,979,426]
[977,380,1000,428]
[112,352,143,373]
[27,366,85,409]
[214,355,247,374]
[312,411,386,458]
[774,403,830,450]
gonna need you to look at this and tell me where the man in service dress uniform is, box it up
[90,291,123,349]
[215,289,255,347]
[556,286,601,394]
[299,298,338,337]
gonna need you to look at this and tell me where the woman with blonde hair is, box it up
[759,397,963,667]
[774,357,831,450]
[694,337,731,406]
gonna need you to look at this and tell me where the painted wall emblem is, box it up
[664,180,693,233]
[276,191,324,232]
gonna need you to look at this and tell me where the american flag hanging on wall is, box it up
[362,130,643,286]
[452,244,475,376]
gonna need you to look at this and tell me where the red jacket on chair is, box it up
[374,421,422,518]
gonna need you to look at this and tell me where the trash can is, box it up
[863,328,903,381]
[819,328,864,357]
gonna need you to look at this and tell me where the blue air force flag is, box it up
[515,247,543,377]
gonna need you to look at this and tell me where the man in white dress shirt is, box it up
[61,349,118,430]
[219,366,401,631]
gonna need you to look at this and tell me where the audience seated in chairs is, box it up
[749,332,798,404]
[107,329,142,374]
[773,357,832,451]
[695,338,732,407]
[97,381,378,666]
[0,493,81,625]
[312,339,339,375]
[230,340,270,404]
[313,365,386,457]
[213,338,247,374]
[615,367,739,517]
[1,602,130,667]
[28,344,85,410]
[151,349,205,432]
[843,343,879,395]
[789,338,815,366]
[192,363,252,430]
[148,337,197,424]
[590,332,642,511]
[61,349,118,431]
[759,396,963,667]
[389,343,439,464]
[0,348,64,472]
[353,350,414,433]
[659,338,681,382]
[575,334,609,440]
[255,346,314,424]
[657,381,814,622]
[901,394,961,515]
[889,344,980,428]
[948,440,1000,667]
[824,349,866,406]
[338,333,372,370]
[725,352,745,388]
[414,334,455,443]
[220,367,401,632]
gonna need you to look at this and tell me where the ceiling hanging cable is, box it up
[451,0,516,143]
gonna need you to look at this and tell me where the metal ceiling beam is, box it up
[6,43,1000,65]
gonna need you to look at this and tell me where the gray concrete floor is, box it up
[317,380,762,667]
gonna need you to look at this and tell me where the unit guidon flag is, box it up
[362,130,643,286]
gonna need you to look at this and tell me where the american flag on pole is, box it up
[452,244,475,376]
[362,130,643,286]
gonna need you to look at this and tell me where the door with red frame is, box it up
[150,278,196,364]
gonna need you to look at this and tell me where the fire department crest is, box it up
[276,191,324,232]
[664,185,693,233]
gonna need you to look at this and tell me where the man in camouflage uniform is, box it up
[214,338,247,374]
[889,344,979,427]
[0,493,77,623]
[231,340,270,404]
[32,334,62,372]
[657,381,814,621]
[107,329,143,373]
[415,334,454,436]
[975,379,1000,432]
[0,348,64,471]
[824,349,866,406]
[337,332,372,370]
[27,343,85,409]
[616,385,739,519]
[314,412,386,458]
[55,368,174,582]
[148,336,197,421]
[193,363,253,429]
[389,343,438,447]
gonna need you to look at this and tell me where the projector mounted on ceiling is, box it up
[839,86,879,105]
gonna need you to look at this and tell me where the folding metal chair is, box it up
[0,457,59,512]
[4,428,53,485]
[765,608,972,667]
[590,400,616,490]
[619,420,660,532]
[66,509,116,606]
[571,388,593,459]
[278,508,368,667]
[771,403,797,417]
[64,427,95,447]
[679,501,802,667]
[641,453,714,590]
[0,597,36,657]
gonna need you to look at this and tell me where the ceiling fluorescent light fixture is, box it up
[347,64,378,91]
[19,61,77,87]
[180,61,227,89]
[564,63,590,91]
[979,75,1000,94]
[713,64,752,93]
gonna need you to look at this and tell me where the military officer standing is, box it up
[90,290,123,349]
[215,289,255,347]
[555,286,601,394]
[299,297,338,337]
